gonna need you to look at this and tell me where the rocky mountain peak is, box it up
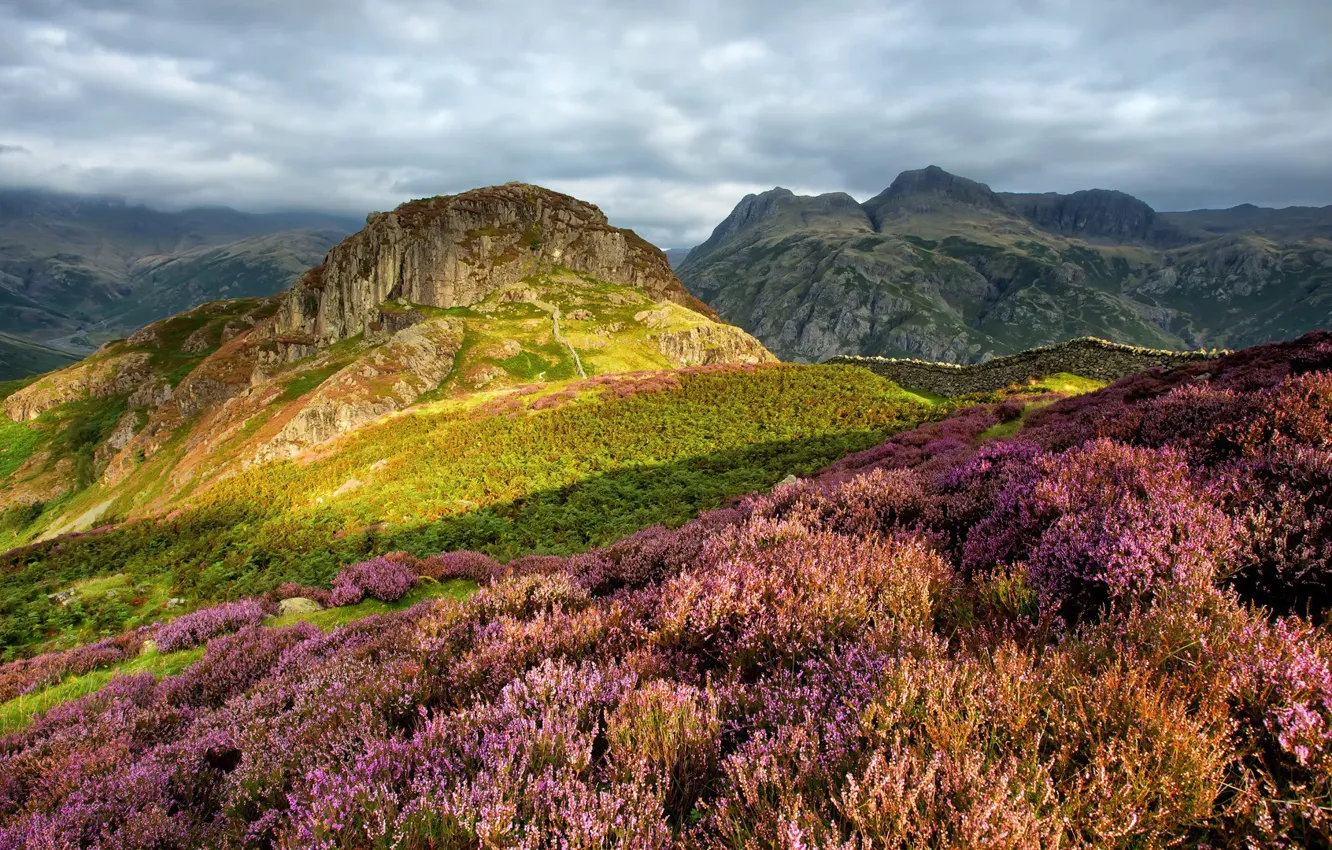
[267,182,714,354]
[862,166,1009,226]
[1000,188,1166,243]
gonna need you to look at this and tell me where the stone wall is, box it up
[826,337,1223,396]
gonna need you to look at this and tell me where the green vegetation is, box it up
[978,374,1106,439]
[0,364,945,657]
[0,646,204,735]
[270,578,477,630]
[0,578,479,733]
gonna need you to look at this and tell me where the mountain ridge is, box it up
[0,188,360,357]
[676,166,1332,363]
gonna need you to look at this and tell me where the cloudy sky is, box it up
[1,0,1329,247]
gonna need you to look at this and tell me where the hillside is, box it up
[0,331,1328,848]
[0,188,356,357]
[677,166,1332,362]
[0,183,778,612]
[0,332,76,382]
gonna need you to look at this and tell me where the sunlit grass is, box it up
[0,579,481,734]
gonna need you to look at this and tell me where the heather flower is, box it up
[154,598,274,653]
[332,556,419,603]
[419,549,501,583]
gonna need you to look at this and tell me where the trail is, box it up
[533,298,585,379]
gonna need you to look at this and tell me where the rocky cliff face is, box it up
[999,189,1168,244]
[678,166,1332,363]
[267,183,716,356]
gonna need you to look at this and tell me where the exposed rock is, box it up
[94,410,141,468]
[181,326,214,354]
[4,352,155,421]
[278,597,323,616]
[999,188,1175,244]
[651,325,774,367]
[634,309,671,329]
[265,183,718,354]
[568,309,593,321]
[248,319,463,464]
[129,379,173,409]
[863,165,1009,224]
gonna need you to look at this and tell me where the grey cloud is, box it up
[0,0,1328,247]
[0,145,31,156]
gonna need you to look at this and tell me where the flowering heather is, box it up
[331,556,420,604]
[3,332,1332,848]
[153,598,275,653]
[0,630,144,702]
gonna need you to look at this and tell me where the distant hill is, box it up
[0,331,76,382]
[0,188,359,360]
[677,165,1332,362]
[665,247,692,268]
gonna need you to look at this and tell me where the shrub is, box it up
[331,556,419,604]
[154,599,274,653]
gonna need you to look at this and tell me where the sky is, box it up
[1,0,1329,247]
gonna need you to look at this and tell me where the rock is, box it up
[650,325,772,368]
[167,597,186,607]
[278,597,323,616]
[265,183,720,352]
[634,309,671,329]
[4,352,156,422]
[568,309,593,321]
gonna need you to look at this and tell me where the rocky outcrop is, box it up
[3,352,155,421]
[650,325,775,368]
[248,319,463,464]
[999,189,1191,246]
[265,183,717,356]
[829,338,1222,396]
[863,166,1009,224]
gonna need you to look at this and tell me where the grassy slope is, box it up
[0,364,941,657]
[0,578,477,734]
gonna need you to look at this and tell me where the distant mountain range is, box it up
[676,166,1332,362]
[0,189,359,365]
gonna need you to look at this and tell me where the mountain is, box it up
[0,331,76,382]
[677,166,1332,362]
[0,182,772,534]
[0,188,358,357]
[665,248,692,268]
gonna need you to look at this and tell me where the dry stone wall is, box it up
[826,337,1223,396]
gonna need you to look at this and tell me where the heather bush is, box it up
[0,630,144,702]
[655,520,953,672]
[159,623,318,709]
[418,549,501,583]
[331,556,419,604]
[154,599,274,653]
[965,440,1239,620]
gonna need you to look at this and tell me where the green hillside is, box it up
[0,362,941,657]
